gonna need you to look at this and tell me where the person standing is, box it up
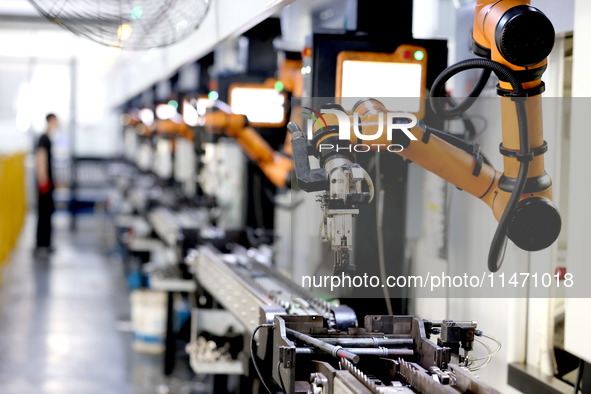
[35,113,58,254]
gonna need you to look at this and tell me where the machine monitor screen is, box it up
[336,45,427,116]
[229,84,287,128]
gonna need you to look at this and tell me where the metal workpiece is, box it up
[364,315,452,370]
[449,364,501,394]
[430,366,451,385]
[285,327,361,363]
[295,347,414,357]
[185,336,232,363]
[339,359,380,393]
[189,247,498,393]
[393,360,502,394]
[305,337,414,348]
[269,314,498,393]
[316,361,409,394]
[397,359,459,394]
[184,308,246,375]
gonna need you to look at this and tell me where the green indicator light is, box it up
[208,91,219,100]
[167,100,178,109]
[274,80,284,92]
[131,6,143,20]
[414,50,425,61]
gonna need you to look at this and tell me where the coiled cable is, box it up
[429,59,531,272]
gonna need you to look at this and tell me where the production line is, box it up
[100,0,566,392]
[0,0,588,393]
[183,244,504,393]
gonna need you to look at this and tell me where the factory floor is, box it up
[0,212,201,394]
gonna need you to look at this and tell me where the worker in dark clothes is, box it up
[35,113,58,255]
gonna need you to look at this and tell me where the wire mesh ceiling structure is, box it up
[28,0,211,49]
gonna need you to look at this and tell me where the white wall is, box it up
[564,0,591,363]
[0,60,32,154]
[0,28,124,157]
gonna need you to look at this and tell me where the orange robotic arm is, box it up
[125,114,152,136]
[202,111,292,189]
[291,1,560,272]
[155,119,194,141]
[203,59,303,188]
[471,0,554,194]
[470,0,559,270]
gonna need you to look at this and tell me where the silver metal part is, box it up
[187,247,499,394]
[324,160,359,249]
[398,359,458,394]
[149,207,180,246]
[185,308,245,376]
[450,364,502,393]
[296,347,413,357]
[269,314,500,394]
[307,338,413,347]
[188,246,286,332]
[188,246,357,333]
[185,336,232,363]
[285,328,360,363]
[320,157,373,272]
[340,359,379,393]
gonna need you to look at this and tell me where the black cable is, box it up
[419,122,493,167]
[250,324,275,394]
[434,95,478,140]
[487,99,529,272]
[574,359,584,393]
[277,360,287,393]
[461,113,477,140]
[429,58,530,272]
[432,69,492,119]
[465,114,489,138]
[439,70,490,139]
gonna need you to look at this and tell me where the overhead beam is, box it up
[0,14,60,30]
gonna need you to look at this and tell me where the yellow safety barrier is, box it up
[0,152,27,284]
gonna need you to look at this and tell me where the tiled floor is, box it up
[0,212,200,394]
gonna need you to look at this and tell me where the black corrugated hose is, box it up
[429,58,531,272]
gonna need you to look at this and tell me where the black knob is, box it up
[506,197,561,251]
[495,5,555,67]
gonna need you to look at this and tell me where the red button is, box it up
[403,51,412,59]
[555,267,567,280]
